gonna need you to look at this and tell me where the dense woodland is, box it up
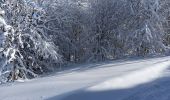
[0,0,170,83]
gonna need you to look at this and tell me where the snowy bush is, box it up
[0,0,62,83]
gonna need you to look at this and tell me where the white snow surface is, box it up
[1,56,170,100]
[88,61,170,91]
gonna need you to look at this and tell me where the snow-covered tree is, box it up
[125,0,166,56]
[41,0,91,63]
[158,0,170,48]
[88,0,166,59]
[0,0,62,83]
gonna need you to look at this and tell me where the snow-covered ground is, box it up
[1,56,170,100]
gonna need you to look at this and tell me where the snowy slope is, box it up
[0,57,170,100]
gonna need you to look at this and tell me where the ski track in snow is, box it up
[0,57,170,100]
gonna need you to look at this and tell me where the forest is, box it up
[0,0,170,83]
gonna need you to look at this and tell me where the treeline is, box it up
[0,0,170,82]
